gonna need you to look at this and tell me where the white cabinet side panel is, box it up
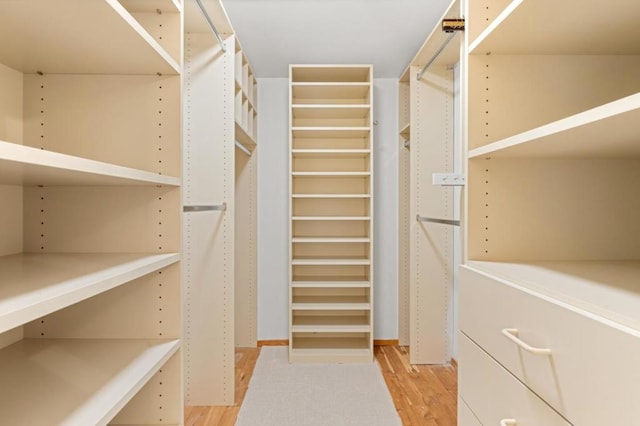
[409,65,454,364]
[235,149,257,347]
[183,33,234,405]
[398,82,410,346]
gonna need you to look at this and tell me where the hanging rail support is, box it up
[235,140,252,156]
[416,18,465,80]
[416,215,460,227]
[183,203,227,212]
[194,0,227,53]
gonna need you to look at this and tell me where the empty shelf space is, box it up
[465,260,640,332]
[0,140,180,187]
[292,194,371,199]
[292,258,371,266]
[291,83,370,104]
[291,105,370,119]
[292,216,370,221]
[469,93,640,158]
[235,122,257,152]
[0,338,179,425]
[292,237,370,243]
[470,0,640,55]
[292,127,370,138]
[0,0,179,74]
[292,280,370,288]
[292,295,370,310]
[292,171,370,177]
[292,315,370,333]
[292,149,370,158]
[291,66,371,83]
[0,253,180,334]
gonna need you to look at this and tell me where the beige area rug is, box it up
[235,347,402,426]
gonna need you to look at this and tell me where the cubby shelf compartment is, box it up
[291,83,370,104]
[292,316,370,333]
[0,140,180,187]
[469,0,640,55]
[292,258,371,266]
[292,296,370,310]
[0,0,180,75]
[291,105,370,118]
[399,123,410,140]
[0,338,179,426]
[292,237,370,243]
[292,127,370,138]
[292,149,370,158]
[292,194,371,199]
[0,253,180,334]
[292,171,370,177]
[292,216,370,221]
[292,281,370,288]
[466,260,640,332]
[469,93,640,159]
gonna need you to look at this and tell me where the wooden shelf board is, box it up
[235,121,257,152]
[292,324,371,333]
[292,149,370,158]
[184,0,233,35]
[291,66,371,83]
[0,339,179,425]
[399,123,410,139]
[291,105,370,119]
[292,295,370,311]
[292,171,370,177]
[0,0,179,74]
[292,216,370,221]
[0,140,180,187]
[469,93,640,158]
[119,0,181,13]
[292,127,370,138]
[465,260,640,333]
[292,258,371,266]
[292,237,370,243]
[292,194,371,199]
[291,84,370,101]
[292,280,370,288]
[470,0,640,55]
[0,253,180,334]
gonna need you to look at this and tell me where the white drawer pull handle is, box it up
[500,419,516,426]
[501,328,552,355]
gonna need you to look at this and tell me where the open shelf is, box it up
[0,140,180,187]
[292,258,370,266]
[291,66,371,83]
[0,338,179,425]
[469,93,640,159]
[292,295,370,310]
[292,216,370,221]
[291,83,370,105]
[0,253,179,334]
[292,194,371,199]
[292,237,370,243]
[399,123,410,140]
[0,0,180,74]
[292,149,370,158]
[292,171,370,177]
[470,0,640,55]
[465,260,640,332]
[292,105,370,119]
[292,127,370,138]
[292,280,370,288]
[292,315,370,333]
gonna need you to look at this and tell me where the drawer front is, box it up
[458,396,481,426]
[460,265,640,425]
[459,332,570,426]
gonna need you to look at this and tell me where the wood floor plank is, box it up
[185,345,458,426]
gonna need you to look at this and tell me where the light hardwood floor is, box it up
[185,346,458,426]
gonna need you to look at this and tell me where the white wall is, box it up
[257,77,399,340]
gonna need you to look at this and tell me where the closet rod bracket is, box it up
[183,203,227,212]
[416,215,460,227]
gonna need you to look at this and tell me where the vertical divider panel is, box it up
[398,72,410,346]
[183,32,235,405]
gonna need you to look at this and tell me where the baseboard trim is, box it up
[257,340,289,347]
[374,339,399,346]
[257,339,400,347]
[451,357,458,368]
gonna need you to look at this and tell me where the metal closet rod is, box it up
[416,32,455,81]
[235,140,252,156]
[416,215,460,227]
[184,203,227,212]
[416,18,465,80]
[194,0,226,52]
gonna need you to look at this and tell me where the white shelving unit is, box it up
[0,0,183,424]
[459,0,640,425]
[182,0,258,405]
[289,65,374,363]
[397,0,461,364]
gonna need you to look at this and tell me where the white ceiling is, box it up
[221,0,453,78]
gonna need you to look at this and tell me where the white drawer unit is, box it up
[460,264,640,425]
[458,332,570,426]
